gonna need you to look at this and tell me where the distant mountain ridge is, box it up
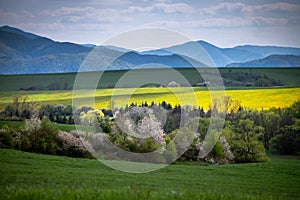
[226,55,300,68]
[0,25,300,74]
[0,25,39,39]
[144,40,300,67]
[233,45,300,58]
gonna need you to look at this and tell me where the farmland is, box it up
[1,68,299,111]
[0,87,299,111]
[0,68,300,91]
[0,149,299,200]
[1,68,299,200]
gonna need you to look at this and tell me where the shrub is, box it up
[25,118,60,155]
[224,120,269,163]
[80,109,104,125]
[270,124,300,155]
[10,117,60,154]
[95,116,112,133]
[138,138,161,153]
[211,141,225,158]
[58,131,94,159]
[0,127,14,149]
[195,134,234,164]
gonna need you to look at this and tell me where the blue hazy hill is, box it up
[1,25,300,74]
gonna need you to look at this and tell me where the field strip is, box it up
[0,87,299,110]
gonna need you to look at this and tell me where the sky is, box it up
[0,0,300,48]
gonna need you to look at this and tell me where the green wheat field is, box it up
[0,149,300,200]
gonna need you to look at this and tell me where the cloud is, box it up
[140,0,171,2]
[146,16,289,29]
[0,9,36,23]
[0,9,19,21]
[244,2,300,12]
[85,0,132,6]
[40,7,133,23]
[126,6,145,13]
[153,3,196,13]
[22,10,35,18]
[253,17,288,26]
[201,2,300,15]
[16,22,65,31]
[125,3,196,14]
[1,0,300,47]
[12,22,116,41]
[201,3,245,15]
[55,6,95,15]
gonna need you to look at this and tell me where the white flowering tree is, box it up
[114,107,166,150]
[137,115,166,146]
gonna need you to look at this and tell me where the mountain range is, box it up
[0,25,300,74]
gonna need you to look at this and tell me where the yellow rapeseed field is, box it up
[0,87,299,111]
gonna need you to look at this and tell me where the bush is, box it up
[0,127,14,149]
[95,116,112,133]
[0,117,95,159]
[195,134,234,164]
[211,141,225,158]
[4,117,61,154]
[23,118,60,155]
[224,120,269,163]
[270,124,300,155]
[58,131,94,159]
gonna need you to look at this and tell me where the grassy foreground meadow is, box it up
[0,87,300,110]
[0,149,299,200]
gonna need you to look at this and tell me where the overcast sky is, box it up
[1,0,300,48]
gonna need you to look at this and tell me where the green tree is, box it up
[80,109,104,125]
[95,116,112,133]
[254,78,270,87]
[270,122,300,155]
[0,125,15,149]
[4,104,14,117]
[224,119,269,163]
[289,101,300,119]
[11,95,38,119]
[21,118,60,155]
[259,111,280,149]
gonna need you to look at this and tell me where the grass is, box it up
[0,87,299,111]
[224,68,300,86]
[0,120,77,132]
[0,120,23,129]
[0,68,299,91]
[0,149,299,199]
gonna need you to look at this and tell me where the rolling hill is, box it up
[226,55,300,68]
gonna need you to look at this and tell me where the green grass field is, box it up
[0,87,299,111]
[1,68,300,91]
[0,120,97,132]
[0,149,299,199]
[0,120,76,132]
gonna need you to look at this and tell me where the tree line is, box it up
[0,96,299,163]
